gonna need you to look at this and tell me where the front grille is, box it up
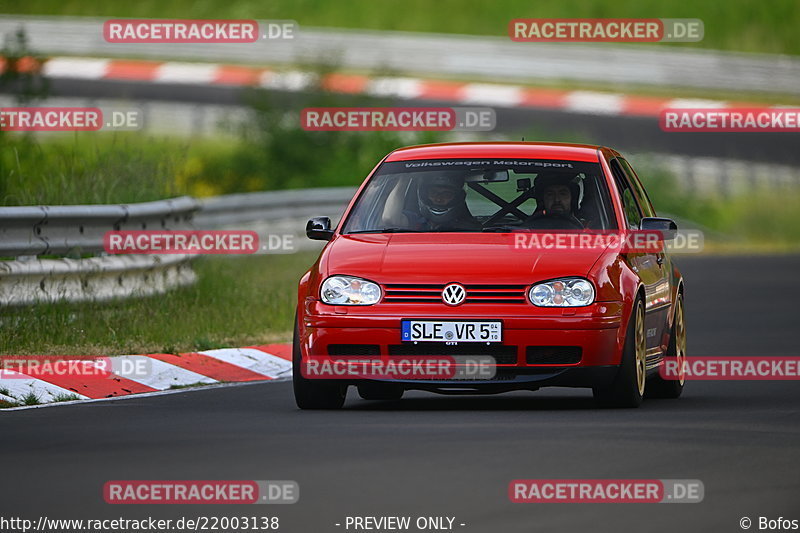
[525,346,582,365]
[383,284,527,304]
[389,344,518,364]
[327,344,381,356]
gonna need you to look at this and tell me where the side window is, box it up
[610,159,643,229]
[618,158,656,218]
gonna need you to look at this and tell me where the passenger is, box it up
[523,175,584,229]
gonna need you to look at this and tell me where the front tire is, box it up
[292,319,346,410]
[646,293,686,399]
[593,297,646,408]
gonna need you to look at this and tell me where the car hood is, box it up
[326,233,612,284]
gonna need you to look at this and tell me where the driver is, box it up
[411,174,481,230]
[383,174,480,231]
[523,175,584,229]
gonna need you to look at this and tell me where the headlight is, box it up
[321,276,382,305]
[529,278,595,307]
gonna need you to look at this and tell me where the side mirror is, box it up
[640,217,678,240]
[306,217,334,241]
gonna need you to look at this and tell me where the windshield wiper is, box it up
[346,228,425,234]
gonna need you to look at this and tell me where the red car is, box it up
[294,142,686,409]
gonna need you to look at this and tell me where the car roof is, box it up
[384,142,610,163]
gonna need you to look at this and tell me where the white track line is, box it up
[366,77,424,99]
[564,91,625,115]
[43,57,109,79]
[260,70,316,90]
[155,62,218,84]
[462,83,523,107]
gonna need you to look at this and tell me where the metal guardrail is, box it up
[0,15,798,95]
[0,195,200,305]
[0,254,197,305]
[195,187,356,228]
[0,189,352,305]
[0,196,198,257]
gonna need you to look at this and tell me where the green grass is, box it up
[52,392,81,402]
[0,390,80,408]
[0,87,440,206]
[0,251,319,355]
[0,133,183,206]
[2,0,798,55]
[20,391,41,405]
[0,130,421,205]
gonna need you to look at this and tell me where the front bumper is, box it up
[390,366,620,392]
[300,301,625,390]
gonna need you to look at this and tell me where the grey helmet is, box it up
[417,174,467,226]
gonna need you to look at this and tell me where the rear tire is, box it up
[593,298,646,408]
[646,294,686,399]
[358,382,404,401]
[292,319,346,410]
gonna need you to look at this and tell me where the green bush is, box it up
[177,89,441,193]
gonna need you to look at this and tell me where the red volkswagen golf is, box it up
[294,142,687,409]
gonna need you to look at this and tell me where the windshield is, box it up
[342,158,617,233]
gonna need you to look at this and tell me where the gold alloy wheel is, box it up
[675,296,687,386]
[635,301,647,396]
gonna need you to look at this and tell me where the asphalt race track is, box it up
[1,254,798,532]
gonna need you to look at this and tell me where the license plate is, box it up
[401,320,502,343]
